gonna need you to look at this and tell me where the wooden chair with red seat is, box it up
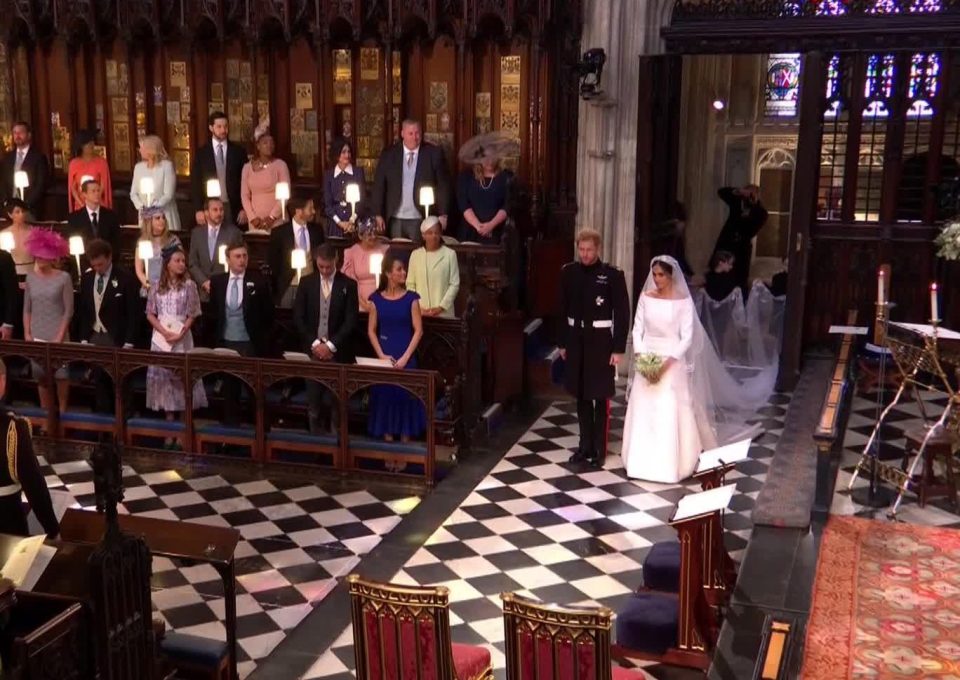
[347,574,493,680]
[500,592,649,679]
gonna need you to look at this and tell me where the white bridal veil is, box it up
[631,255,780,445]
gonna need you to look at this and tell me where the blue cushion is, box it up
[61,411,116,426]
[643,541,681,593]
[349,436,427,455]
[160,632,228,668]
[13,405,47,418]
[195,423,255,438]
[267,429,338,446]
[615,592,679,654]
[127,417,184,433]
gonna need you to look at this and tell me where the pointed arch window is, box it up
[906,53,940,118]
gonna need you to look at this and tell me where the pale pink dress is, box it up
[342,242,389,308]
[240,159,291,233]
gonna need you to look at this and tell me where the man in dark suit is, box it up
[268,194,325,307]
[0,122,50,218]
[67,179,121,257]
[293,244,359,433]
[75,239,141,413]
[712,185,769,296]
[0,249,17,340]
[209,241,274,426]
[191,111,247,228]
[371,118,451,241]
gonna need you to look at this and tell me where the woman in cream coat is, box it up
[405,217,460,318]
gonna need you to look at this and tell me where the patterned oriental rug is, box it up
[802,516,960,679]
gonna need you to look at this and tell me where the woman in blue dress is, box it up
[366,252,426,442]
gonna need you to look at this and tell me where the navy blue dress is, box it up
[456,169,512,244]
[323,165,367,237]
[367,289,427,438]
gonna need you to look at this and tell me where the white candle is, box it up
[877,269,885,306]
[346,183,360,220]
[137,239,154,262]
[369,252,384,277]
[13,171,28,199]
[69,235,85,275]
[419,186,435,216]
[291,248,306,284]
[139,177,155,206]
[0,232,14,252]
[206,179,222,198]
[218,244,227,267]
[276,182,290,221]
[931,282,939,321]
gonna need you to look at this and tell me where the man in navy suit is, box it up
[371,119,451,241]
[209,241,274,426]
[0,122,50,218]
[191,111,247,227]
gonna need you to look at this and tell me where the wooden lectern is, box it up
[613,484,735,670]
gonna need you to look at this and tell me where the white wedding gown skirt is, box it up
[621,296,711,484]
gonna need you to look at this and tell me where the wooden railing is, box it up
[812,309,858,521]
[0,341,440,485]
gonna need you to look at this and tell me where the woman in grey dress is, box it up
[22,229,73,415]
[145,245,207,448]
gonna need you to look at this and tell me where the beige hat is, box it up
[458,131,519,165]
[420,216,441,234]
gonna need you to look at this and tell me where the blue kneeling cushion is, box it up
[61,411,116,426]
[643,541,681,593]
[127,417,184,433]
[615,592,679,654]
[160,632,228,667]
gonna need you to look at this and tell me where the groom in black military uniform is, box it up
[559,229,630,468]
[0,360,59,538]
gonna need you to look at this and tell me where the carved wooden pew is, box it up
[0,342,442,485]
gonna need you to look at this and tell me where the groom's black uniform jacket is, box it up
[559,259,630,400]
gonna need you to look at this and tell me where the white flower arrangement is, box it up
[635,353,664,384]
[935,220,960,261]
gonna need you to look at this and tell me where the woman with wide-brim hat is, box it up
[456,131,518,244]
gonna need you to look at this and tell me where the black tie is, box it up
[91,212,99,236]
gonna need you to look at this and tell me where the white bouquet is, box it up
[635,353,664,384]
[935,220,960,261]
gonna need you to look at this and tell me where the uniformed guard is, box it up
[559,229,630,468]
[0,360,59,538]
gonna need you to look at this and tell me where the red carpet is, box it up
[802,516,960,679]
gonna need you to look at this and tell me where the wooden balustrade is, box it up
[0,341,440,486]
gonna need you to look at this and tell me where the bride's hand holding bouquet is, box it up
[635,353,665,384]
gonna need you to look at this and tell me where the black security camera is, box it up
[578,48,606,100]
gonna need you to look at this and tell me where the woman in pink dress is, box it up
[342,217,389,312]
[67,130,112,212]
[240,124,290,234]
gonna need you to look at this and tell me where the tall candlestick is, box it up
[218,244,228,268]
[276,182,290,222]
[206,179,222,198]
[291,248,306,285]
[877,269,885,306]
[139,177,155,207]
[369,252,384,277]
[345,183,360,221]
[931,282,939,322]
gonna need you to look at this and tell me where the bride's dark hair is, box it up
[652,259,674,276]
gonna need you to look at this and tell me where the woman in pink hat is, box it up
[22,229,73,414]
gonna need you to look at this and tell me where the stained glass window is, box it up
[863,53,894,117]
[907,53,940,117]
[819,55,847,220]
[869,0,900,12]
[825,54,842,117]
[764,53,801,117]
[814,0,849,16]
[908,0,941,12]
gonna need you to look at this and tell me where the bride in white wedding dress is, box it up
[621,255,774,483]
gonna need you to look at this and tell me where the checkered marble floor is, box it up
[832,388,960,528]
[36,458,421,679]
[301,386,790,680]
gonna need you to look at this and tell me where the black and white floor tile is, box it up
[301,386,790,680]
[831,388,960,528]
[36,458,422,679]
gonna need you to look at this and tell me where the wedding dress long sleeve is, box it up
[621,294,706,483]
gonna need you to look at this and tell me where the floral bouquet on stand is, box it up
[935,220,960,261]
[635,353,664,384]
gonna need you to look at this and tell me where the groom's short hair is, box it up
[576,228,602,248]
